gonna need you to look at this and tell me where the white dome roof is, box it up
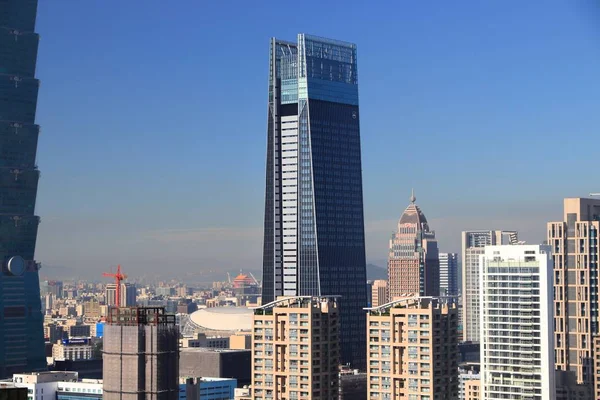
[188,307,252,332]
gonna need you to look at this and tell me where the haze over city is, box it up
[31,1,600,280]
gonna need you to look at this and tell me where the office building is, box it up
[338,368,367,400]
[480,245,555,399]
[52,338,93,361]
[366,296,459,399]
[103,307,179,400]
[45,281,64,299]
[548,197,600,396]
[68,325,90,338]
[461,230,517,342]
[179,348,251,387]
[251,296,340,400]
[9,372,103,400]
[179,377,236,400]
[388,192,439,299]
[0,384,27,400]
[0,0,47,378]
[370,279,388,308]
[439,252,458,296]
[261,34,367,368]
[180,333,229,349]
[105,283,136,307]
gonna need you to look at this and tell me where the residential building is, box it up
[366,296,459,400]
[439,252,458,296]
[261,34,367,368]
[52,338,93,361]
[179,348,251,388]
[458,368,480,400]
[480,245,555,399]
[105,283,136,307]
[103,307,179,400]
[461,230,517,342]
[178,377,236,400]
[548,197,600,396]
[370,280,388,308]
[0,0,47,378]
[251,296,340,400]
[388,191,439,299]
[229,333,252,350]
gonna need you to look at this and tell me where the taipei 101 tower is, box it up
[0,0,47,377]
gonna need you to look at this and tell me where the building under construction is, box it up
[103,307,179,400]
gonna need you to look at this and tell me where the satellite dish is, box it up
[7,256,25,276]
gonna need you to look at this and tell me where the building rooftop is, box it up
[398,190,428,227]
[188,307,252,332]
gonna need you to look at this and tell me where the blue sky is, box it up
[33,1,600,280]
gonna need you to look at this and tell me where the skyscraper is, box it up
[480,245,555,399]
[439,252,458,296]
[370,279,388,308]
[261,34,367,368]
[548,197,600,395]
[461,230,517,342]
[388,191,439,299]
[105,283,137,307]
[251,296,340,400]
[366,296,459,399]
[0,0,46,377]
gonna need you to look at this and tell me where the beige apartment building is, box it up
[366,296,458,400]
[251,296,340,400]
[464,379,480,400]
[371,280,388,308]
[548,197,600,396]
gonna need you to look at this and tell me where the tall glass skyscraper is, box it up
[0,0,46,377]
[261,34,367,368]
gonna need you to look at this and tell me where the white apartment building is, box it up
[480,245,555,399]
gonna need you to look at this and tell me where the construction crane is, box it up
[248,272,260,286]
[103,265,127,307]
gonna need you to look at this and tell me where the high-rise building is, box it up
[439,252,458,296]
[261,34,367,368]
[370,279,388,308]
[548,197,600,395]
[105,283,136,307]
[103,307,179,400]
[461,230,517,342]
[388,192,439,299]
[480,245,555,399]
[0,0,46,378]
[251,296,340,400]
[366,296,459,400]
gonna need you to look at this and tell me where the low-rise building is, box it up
[180,333,229,349]
[179,377,236,400]
[179,348,251,387]
[52,338,93,361]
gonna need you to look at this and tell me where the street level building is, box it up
[366,296,459,400]
[251,296,340,400]
[480,245,555,399]
[261,34,367,368]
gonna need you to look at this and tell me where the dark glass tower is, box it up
[0,0,46,377]
[262,34,367,368]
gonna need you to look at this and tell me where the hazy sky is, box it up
[33,1,600,280]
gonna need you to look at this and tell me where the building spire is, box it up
[410,188,416,204]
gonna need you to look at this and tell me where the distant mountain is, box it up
[367,263,387,280]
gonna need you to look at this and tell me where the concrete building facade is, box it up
[548,197,600,397]
[370,280,388,308]
[461,230,518,342]
[366,296,459,400]
[479,245,555,399]
[103,307,179,400]
[251,296,340,400]
[388,192,439,299]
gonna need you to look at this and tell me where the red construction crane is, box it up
[103,264,127,307]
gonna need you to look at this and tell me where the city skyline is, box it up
[28,2,599,279]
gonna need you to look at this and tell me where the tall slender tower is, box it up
[548,197,600,396]
[0,0,46,377]
[388,191,439,299]
[261,34,367,368]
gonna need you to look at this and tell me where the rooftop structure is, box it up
[187,307,253,332]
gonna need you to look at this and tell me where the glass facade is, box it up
[262,34,367,368]
[0,0,46,377]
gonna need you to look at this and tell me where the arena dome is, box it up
[188,306,253,332]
